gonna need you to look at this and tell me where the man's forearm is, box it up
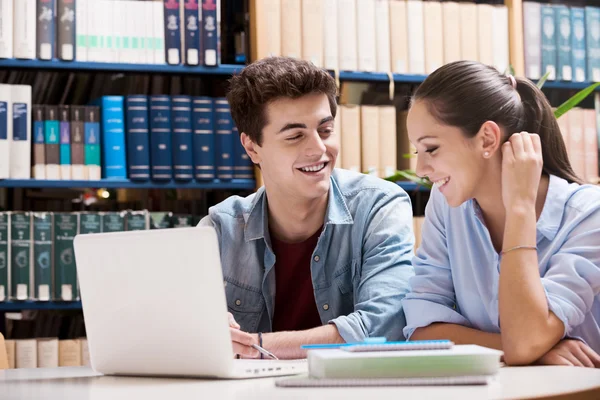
[410,323,503,350]
[262,324,345,359]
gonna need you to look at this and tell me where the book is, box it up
[200,0,220,66]
[33,212,53,301]
[571,8,587,83]
[13,0,36,60]
[0,212,9,301]
[10,85,32,179]
[555,5,572,81]
[0,84,10,179]
[59,105,72,180]
[192,96,215,180]
[307,345,503,379]
[0,0,13,58]
[53,213,78,301]
[57,0,76,61]
[32,105,46,179]
[541,5,557,80]
[10,212,32,301]
[276,374,491,387]
[149,95,173,181]
[171,95,194,181]
[44,105,61,180]
[125,95,151,181]
[183,0,200,65]
[37,0,56,61]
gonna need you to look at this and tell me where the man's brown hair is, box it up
[226,57,338,146]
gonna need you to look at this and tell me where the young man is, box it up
[199,57,415,359]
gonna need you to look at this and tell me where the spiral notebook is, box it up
[275,374,494,388]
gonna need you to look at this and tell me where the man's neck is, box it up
[265,189,328,243]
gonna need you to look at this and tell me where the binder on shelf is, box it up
[184,0,200,65]
[0,212,10,301]
[163,0,182,65]
[53,213,78,301]
[0,0,13,59]
[0,84,11,179]
[13,0,36,60]
[32,105,46,179]
[44,106,61,180]
[59,105,72,180]
[214,98,234,180]
[10,85,32,179]
[36,0,56,61]
[556,5,572,82]
[171,95,194,181]
[192,96,216,180]
[125,95,151,181]
[33,213,53,301]
[83,106,101,180]
[571,7,587,83]
[149,95,173,181]
[57,0,76,61]
[70,106,86,180]
[92,96,127,180]
[10,212,32,301]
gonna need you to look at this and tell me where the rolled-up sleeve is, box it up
[329,189,416,342]
[541,207,600,338]
[402,188,471,339]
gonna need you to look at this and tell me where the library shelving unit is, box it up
[2,59,598,91]
[0,301,83,311]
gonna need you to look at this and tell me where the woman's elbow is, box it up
[502,342,547,366]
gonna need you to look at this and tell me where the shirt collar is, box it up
[243,175,354,242]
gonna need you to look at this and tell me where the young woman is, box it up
[403,60,600,367]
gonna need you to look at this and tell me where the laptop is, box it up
[74,226,307,379]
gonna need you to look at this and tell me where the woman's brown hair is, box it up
[412,60,582,184]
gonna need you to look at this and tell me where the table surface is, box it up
[1,365,600,400]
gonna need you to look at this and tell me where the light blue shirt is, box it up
[403,174,600,352]
[199,169,415,342]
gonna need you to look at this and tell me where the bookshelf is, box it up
[1,59,598,91]
[0,301,82,311]
[0,179,427,192]
[0,179,256,190]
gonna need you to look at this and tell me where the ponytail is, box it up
[514,78,583,184]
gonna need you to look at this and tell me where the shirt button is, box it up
[323,304,329,311]
[314,255,320,262]
[235,299,242,306]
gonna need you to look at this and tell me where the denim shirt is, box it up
[403,175,600,352]
[198,168,415,342]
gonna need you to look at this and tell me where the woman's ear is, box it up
[241,132,261,165]
[478,121,502,159]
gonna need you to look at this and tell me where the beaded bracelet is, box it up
[500,245,537,257]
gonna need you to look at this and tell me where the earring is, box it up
[484,152,490,158]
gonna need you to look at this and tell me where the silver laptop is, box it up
[74,226,307,379]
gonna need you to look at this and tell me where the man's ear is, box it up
[241,132,261,165]
[478,121,502,159]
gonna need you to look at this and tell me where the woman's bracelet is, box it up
[500,245,537,257]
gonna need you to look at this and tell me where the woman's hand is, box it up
[501,132,544,214]
[536,339,600,368]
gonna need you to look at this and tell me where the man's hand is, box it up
[536,339,600,368]
[228,312,259,359]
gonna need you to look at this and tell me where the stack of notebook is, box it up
[276,341,503,387]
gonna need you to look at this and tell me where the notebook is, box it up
[307,344,503,379]
[275,374,494,387]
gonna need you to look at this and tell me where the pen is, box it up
[251,344,279,360]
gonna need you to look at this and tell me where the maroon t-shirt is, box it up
[271,227,323,332]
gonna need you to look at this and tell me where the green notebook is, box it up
[307,345,503,379]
